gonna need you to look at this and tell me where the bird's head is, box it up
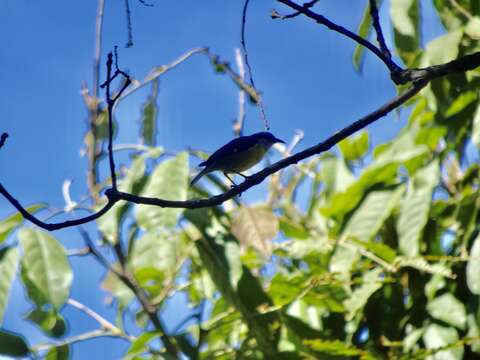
[253,132,285,148]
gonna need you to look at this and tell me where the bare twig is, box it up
[67,298,120,332]
[241,0,269,130]
[233,48,246,136]
[124,0,134,47]
[0,133,8,149]
[271,0,320,19]
[449,0,473,20]
[369,0,393,62]
[277,0,402,75]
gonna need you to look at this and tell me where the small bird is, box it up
[190,131,285,186]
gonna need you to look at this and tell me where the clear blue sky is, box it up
[0,1,444,358]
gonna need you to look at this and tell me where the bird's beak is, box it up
[274,137,285,144]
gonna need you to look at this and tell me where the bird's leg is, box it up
[223,172,237,188]
[230,170,250,180]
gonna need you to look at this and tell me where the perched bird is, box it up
[190,131,285,186]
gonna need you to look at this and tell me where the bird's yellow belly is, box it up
[213,144,268,173]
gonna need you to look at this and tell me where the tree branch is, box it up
[369,0,393,62]
[276,0,402,74]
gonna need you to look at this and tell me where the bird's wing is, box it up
[198,135,257,167]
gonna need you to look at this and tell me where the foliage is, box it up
[2,1,480,359]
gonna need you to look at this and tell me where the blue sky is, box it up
[0,0,444,358]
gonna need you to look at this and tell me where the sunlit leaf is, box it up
[466,233,480,294]
[19,228,73,309]
[338,131,369,161]
[427,293,467,330]
[139,80,159,146]
[390,0,420,65]
[425,29,463,66]
[136,152,189,229]
[0,246,18,324]
[397,161,439,256]
[0,204,45,244]
[422,324,463,360]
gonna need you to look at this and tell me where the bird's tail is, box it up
[190,167,210,186]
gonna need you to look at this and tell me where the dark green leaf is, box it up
[0,329,30,357]
[45,345,69,360]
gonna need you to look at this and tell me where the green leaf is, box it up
[338,131,369,161]
[445,91,477,117]
[303,339,364,357]
[136,152,189,229]
[422,324,463,360]
[231,206,278,257]
[25,308,67,338]
[101,269,134,308]
[0,329,30,357]
[0,246,19,324]
[397,161,439,256]
[466,233,480,294]
[390,0,420,65]
[139,80,159,146]
[45,345,69,360]
[279,217,309,240]
[353,2,376,71]
[465,16,480,39]
[19,228,73,309]
[395,256,454,278]
[129,231,181,287]
[344,267,383,321]
[425,29,463,65]
[343,186,404,241]
[126,331,160,357]
[98,156,146,244]
[472,103,480,149]
[0,204,45,244]
[427,293,467,330]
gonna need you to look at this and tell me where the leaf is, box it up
[19,228,73,309]
[136,152,189,230]
[101,269,134,308]
[0,246,19,324]
[129,231,181,287]
[0,204,45,244]
[338,131,369,161]
[303,339,364,357]
[425,29,463,66]
[98,156,146,244]
[444,91,477,118]
[0,329,30,357]
[25,308,67,338]
[466,233,480,294]
[279,217,309,239]
[422,324,463,360]
[343,267,383,321]
[45,345,69,360]
[343,186,404,241]
[390,0,420,65]
[126,331,160,357]
[427,293,467,330]
[231,206,278,257]
[353,2,375,71]
[465,16,480,39]
[139,79,159,146]
[472,103,480,149]
[397,161,439,256]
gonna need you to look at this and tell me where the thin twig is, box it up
[78,227,180,356]
[241,0,269,130]
[271,0,319,19]
[124,0,134,47]
[369,0,393,62]
[449,0,473,20]
[0,133,8,149]
[67,298,120,332]
[233,48,246,136]
[277,0,402,75]
[92,0,105,100]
